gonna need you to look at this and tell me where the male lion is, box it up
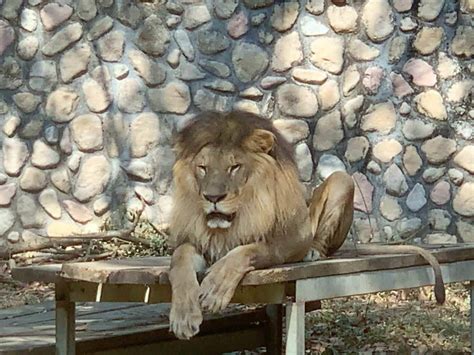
[168,111,354,339]
[168,111,445,340]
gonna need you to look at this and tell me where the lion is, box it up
[168,111,444,340]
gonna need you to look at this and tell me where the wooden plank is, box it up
[66,281,291,304]
[295,260,474,302]
[265,304,282,355]
[11,263,61,283]
[56,282,75,355]
[471,281,473,353]
[11,245,474,286]
[285,302,305,355]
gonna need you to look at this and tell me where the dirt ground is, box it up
[1,266,470,354]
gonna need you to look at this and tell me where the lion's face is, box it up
[193,146,251,229]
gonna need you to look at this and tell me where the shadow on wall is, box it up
[0,0,472,255]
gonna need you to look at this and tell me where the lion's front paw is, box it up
[199,265,242,313]
[169,288,203,340]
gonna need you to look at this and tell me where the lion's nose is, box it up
[204,194,227,203]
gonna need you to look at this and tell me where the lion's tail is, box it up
[354,244,445,304]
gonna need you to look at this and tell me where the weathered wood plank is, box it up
[470,281,473,353]
[285,302,305,355]
[295,260,474,302]
[11,245,474,286]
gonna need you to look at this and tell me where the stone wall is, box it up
[0,0,472,251]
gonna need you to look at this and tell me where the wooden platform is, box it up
[0,302,269,355]
[10,244,474,354]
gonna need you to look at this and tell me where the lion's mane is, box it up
[169,111,307,263]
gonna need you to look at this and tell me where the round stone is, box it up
[309,36,344,74]
[414,89,446,120]
[63,200,93,224]
[276,84,318,117]
[272,31,303,73]
[12,92,41,113]
[40,3,73,31]
[82,79,111,113]
[98,31,124,62]
[117,78,145,114]
[196,30,230,55]
[453,182,474,217]
[403,58,437,87]
[422,167,445,184]
[383,164,408,196]
[17,36,39,60]
[183,4,211,29]
[319,79,340,111]
[273,119,309,144]
[406,183,427,212]
[316,154,346,180]
[313,111,344,151]
[413,27,443,55]
[295,143,313,182]
[0,183,17,207]
[60,44,91,83]
[45,88,79,123]
[454,145,474,174]
[292,68,327,84]
[348,39,380,61]
[373,139,402,163]
[130,113,161,158]
[363,66,384,94]
[402,119,435,140]
[42,23,83,56]
[421,136,456,164]
[448,168,464,186]
[300,15,328,36]
[451,26,474,58]
[3,115,21,137]
[0,20,15,56]
[232,42,269,83]
[31,140,60,169]
[403,146,422,176]
[3,137,29,177]
[20,167,47,192]
[418,0,444,21]
[0,209,15,236]
[342,65,361,96]
[270,2,299,32]
[327,5,358,33]
[361,101,396,134]
[148,81,191,114]
[428,209,451,230]
[362,0,394,42]
[214,0,238,18]
[74,155,111,203]
[353,172,373,213]
[430,181,451,205]
[70,114,103,152]
[345,136,369,163]
[135,15,170,57]
[39,188,61,219]
[380,194,402,221]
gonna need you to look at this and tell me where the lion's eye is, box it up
[229,164,241,174]
[197,165,207,175]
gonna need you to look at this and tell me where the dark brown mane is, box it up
[175,111,296,166]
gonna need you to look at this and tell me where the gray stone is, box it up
[21,8,38,32]
[305,0,324,14]
[45,87,79,123]
[130,113,161,158]
[418,0,444,21]
[39,188,61,219]
[17,195,46,229]
[204,79,236,93]
[98,31,124,62]
[215,0,238,18]
[348,39,380,61]
[63,200,93,224]
[116,0,142,28]
[406,183,427,212]
[0,57,22,90]
[40,3,73,31]
[403,145,422,176]
[87,16,113,40]
[2,0,24,20]
[113,64,129,79]
[388,36,407,63]
[194,89,233,113]
[453,182,474,217]
[60,127,72,155]
[448,168,464,186]
[177,62,206,81]
[273,119,309,144]
[20,167,47,192]
[74,155,111,203]
[7,231,20,243]
[426,233,457,244]
[68,152,82,173]
[353,172,374,213]
[174,30,195,61]
[77,0,97,21]
[319,79,340,111]
[17,36,39,60]
[270,1,299,32]
[44,126,59,144]
[0,174,7,184]
[29,60,57,92]
[240,87,263,100]
[383,164,408,196]
[261,76,286,89]
[232,42,269,83]
[60,44,91,83]
[421,136,457,164]
[136,15,170,57]
[457,220,474,242]
[422,167,445,183]
[402,120,435,140]
[2,115,21,137]
[361,101,397,134]
[327,5,358,33]
[0,183,16,207]
[397,218,422,237]
[148,81,191,114]
[42,23,83,56]
[0,20,15,56]
[124,160,154,181]
[199,60,231,78]
[13,92,41,113]
[32,140,60,169]
[243,0,274,9]
[197,30,230,55]
[295,143,313,182]
[51,167,71,193]
[20,120,43,140]
[342,65,360,96]
[82,79,112,113]
[277,84,318,117]
[429,209,451,230]
[316,154,346,180]
[0,209,15,236]
[71,114,103,152]
[183,4,211,29]
[292,68,327,85]
[342,95,364,128]
[345,137,370,163]
[367,161,381,175]
[451,26,474,58]
[135,185,155,205]
[3,138,29,177]
[117,78,145,113]
[93,196,111,216]
[313,111,343,151]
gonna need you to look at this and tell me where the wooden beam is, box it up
[265,304,282,355]
[56,282,76,355]
[285,302,305,355]
[471,281,473,353]
[295,260,474,302]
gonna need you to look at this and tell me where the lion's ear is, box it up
[244,129,275,154]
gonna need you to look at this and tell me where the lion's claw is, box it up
[169,282,203,340]
[199,266,239,313]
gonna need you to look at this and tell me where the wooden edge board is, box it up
[11,245,474,286]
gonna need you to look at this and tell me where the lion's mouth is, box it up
[206,212,236,229]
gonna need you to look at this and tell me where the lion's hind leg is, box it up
[169,243,206,340]
[308,171,354,258]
